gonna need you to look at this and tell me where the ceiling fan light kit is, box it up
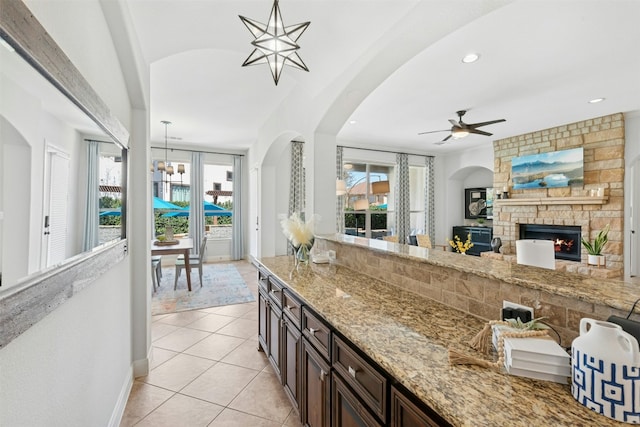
[239,0,310,85]
[418,110,506,144]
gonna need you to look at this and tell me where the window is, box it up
[342,163,391,239]
[149,149,236,252]
[204,164,233,238]
[339,153,429,242]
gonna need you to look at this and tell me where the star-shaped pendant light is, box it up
[239,0,310,85]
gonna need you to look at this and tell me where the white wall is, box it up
[0,260,131,426]
[625,112,640,277]
[0,1,135,425]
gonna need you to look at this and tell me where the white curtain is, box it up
[289,141,305,216]
[336,146,344,234]
[425,156,435,241]
[82,140,99,251]
[189,152,204,256]
[232,155,244,260]
[395,153,410,244]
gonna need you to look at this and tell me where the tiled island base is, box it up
[317,234,639,346]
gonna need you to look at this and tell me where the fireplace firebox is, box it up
[519,224,582,262]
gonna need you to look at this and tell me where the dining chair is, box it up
[151,255,163,280]
[174,236,207,289]
[151,258,162,292]
[382,235,399,243]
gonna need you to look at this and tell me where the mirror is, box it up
[0,37,126,290]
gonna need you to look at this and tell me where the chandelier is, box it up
[239,0,310,85]
[151,121,185,192]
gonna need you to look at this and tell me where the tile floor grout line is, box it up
[121,261,301,427]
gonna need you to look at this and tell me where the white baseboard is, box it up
[132,348,152,377]
[108,365,133,427]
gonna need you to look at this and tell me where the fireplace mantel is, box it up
[494,195,608,206]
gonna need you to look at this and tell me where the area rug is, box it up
[152,263,255,315]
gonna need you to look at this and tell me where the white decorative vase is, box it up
[587,254,605,267]
[572,318,640,423]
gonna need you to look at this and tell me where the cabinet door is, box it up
[282,315,301,413]
[452,226,468,241]
[258,289,269,353]
[391,386,446,427]
[302,338,331,427]
[268,304,282,380]
[332,373,383,427]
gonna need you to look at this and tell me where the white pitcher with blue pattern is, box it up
[572,318,640,423]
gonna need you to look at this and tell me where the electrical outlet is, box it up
[502,300,534,322]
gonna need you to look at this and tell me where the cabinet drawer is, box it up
[283,288,302,329]
[333,335,387,421]
[268,276,284,308]
[302,307,331,361]
[258,269,269,292]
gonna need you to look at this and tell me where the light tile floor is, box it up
[121,261,301,427]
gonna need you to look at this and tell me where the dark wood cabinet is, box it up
[282,314,301,412]
[302,338,331,427]
[332,335,386,421]
[452,226,493,256]
[259,273,302,418]
[267,303,282,379]
[257,289,269,353]
[332,373,383,427]
[258,265,449,427]
[391,386,447,427]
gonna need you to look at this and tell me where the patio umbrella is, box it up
[99,209,121,216]
[162,201,232,217]
[153,197,182,210]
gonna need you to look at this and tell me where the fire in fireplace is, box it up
[519,224,582,262]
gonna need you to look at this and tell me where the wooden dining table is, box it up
[151,237,194,291]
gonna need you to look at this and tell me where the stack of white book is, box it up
[502,336,571,384]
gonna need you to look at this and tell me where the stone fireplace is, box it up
[519,224,581,262]
[491,113,624,278]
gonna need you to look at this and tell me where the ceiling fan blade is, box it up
[418,129,449,135]
[441,134,452,142]
[448,119,460,127]
[467,118,506,128]
[469,129,493,136]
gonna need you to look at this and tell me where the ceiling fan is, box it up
[418,110,506,144]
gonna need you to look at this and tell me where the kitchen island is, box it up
[257,256,623,426]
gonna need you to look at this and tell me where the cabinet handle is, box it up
[348,365,358,378]
[270,289,281,295]
[286,305,294,311]
[320,369,327,382]
[308,327,317,336]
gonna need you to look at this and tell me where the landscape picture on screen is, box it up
[511,147,583,189]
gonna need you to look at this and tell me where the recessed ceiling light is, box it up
[589,98,605,104]
[349,120,357,125]
[462,53,480,63]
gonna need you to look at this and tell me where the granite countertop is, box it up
[259,255,621,427]
[321,233,639,314]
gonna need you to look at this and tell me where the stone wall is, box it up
[492,113,625,275]
[318,238,633,346]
